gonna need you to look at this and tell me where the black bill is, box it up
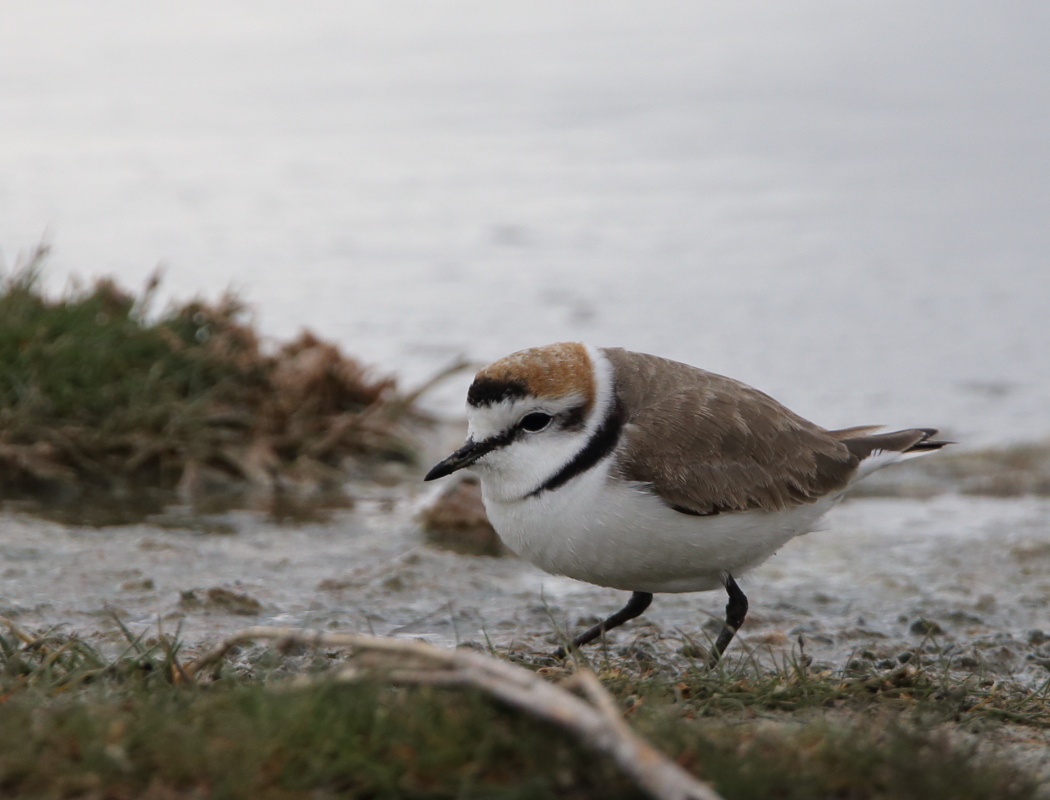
[423,439,495,481]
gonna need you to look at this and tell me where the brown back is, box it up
[602,348,860,514]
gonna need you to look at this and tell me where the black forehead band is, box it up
[467,377,529,407]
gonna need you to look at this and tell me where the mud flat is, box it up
[2,485,1048,676]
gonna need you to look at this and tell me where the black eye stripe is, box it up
[560,404,588,432]
[477,427,516,453]
[475,405,585,455]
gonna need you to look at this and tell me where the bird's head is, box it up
[424,342,611,500]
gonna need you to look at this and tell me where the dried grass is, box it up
[0,245,423,512]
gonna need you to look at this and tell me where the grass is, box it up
[1,681,1037,800]
[0,679,639,799]
[0,245,420,517]
[602,650,1050,729]
[0,621,1046,799]
[0,257,254,428]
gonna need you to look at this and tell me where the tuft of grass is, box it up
[0,252,258,428]
[0,616,188,694]
[0,244,421,517]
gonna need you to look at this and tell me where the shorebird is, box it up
[424,343,948,662]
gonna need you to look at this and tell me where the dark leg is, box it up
[553,591,653,658]
[708,574,748,666]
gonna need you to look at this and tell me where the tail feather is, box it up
[841,428,952,461]
[903,428,953,452]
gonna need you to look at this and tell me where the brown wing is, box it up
[602,348,860,514]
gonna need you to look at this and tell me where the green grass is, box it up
[602,652,1050,729]
[1,680,1038,800]
[0,623,1045,799]
[0,681,646,799]
[0,248,262,436]
[661,719,1037,800]
[531,623,1050,729]
[0,246,415,512]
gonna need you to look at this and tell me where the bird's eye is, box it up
[519,412,553,432]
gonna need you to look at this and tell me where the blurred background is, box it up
[2,1,1047,444]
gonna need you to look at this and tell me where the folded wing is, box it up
[602,348,947,515]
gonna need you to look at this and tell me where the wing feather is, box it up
[602,348,859,514]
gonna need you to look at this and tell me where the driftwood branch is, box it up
[399,355,476,407]
[188,626,723,800]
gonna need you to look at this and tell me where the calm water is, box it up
[2,2,1048,443]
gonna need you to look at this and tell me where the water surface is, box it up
[1,2,1047,443]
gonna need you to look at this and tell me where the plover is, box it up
[424,343,948,661]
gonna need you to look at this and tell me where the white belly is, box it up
[480,459,843,593]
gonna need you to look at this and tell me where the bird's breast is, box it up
[479,462,842,593]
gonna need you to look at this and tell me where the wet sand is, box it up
[3,487,1047,688]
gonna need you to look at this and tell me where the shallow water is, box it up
[2,2,1049,444]
[2,491,1048,685]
